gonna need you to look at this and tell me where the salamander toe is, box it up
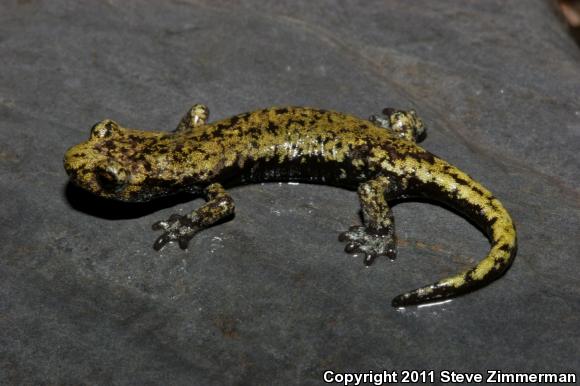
[338,225,397,265]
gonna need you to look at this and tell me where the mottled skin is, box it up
[64,105,517,307]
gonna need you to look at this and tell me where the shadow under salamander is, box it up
[63,182,198,220]
[64,180,488,242]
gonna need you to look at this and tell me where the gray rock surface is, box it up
[1,0,579,384]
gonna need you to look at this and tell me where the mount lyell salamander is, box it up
[64,104,517,307]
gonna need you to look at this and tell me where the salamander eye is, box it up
[95,161,128,192]
[91,119,121,139]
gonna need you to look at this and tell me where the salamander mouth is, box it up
[67,169,167,203]
[65,168,102,195]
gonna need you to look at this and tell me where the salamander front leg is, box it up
[152,183,234,251]
[339,176,398,265]
[174,103,210,132]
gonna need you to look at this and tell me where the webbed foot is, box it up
[152,213,202,251]
[339,225,397,265]
[369,107,426,142]
[151,183,235,252]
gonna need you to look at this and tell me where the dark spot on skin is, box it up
[266,122,277,134]
[288,118,306,127]
[274,108,289,115]
[128,135,146,143]
[384,146,400,162]
[229,115,240,126]
[141,145,160,156]
[498,244,512,252]
[471,185,485,195]
[213,123,229,137]
[198,132,211,141]
[452,175,470,186]
[464,271,475,283]
[407,151,435,164]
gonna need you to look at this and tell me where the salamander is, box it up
[63,104,517,307]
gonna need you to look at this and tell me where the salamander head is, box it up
[382,108,426,142]
[64,119,178,202]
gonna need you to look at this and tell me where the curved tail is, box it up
[391,159,517,307]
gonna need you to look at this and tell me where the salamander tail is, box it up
[392,162,517,307]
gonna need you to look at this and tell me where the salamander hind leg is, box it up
[369,108,426,142]
[339,176,398,265]
[152,183,234,250]
[174,103,210,132]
